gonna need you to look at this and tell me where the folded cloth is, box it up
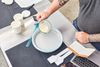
[15,0,42,8]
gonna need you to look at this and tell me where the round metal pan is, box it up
[32,28,63,53]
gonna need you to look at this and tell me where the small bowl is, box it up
[39,20,52,33]
[32,28,63,53]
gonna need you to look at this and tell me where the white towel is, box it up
[15,0,42,8]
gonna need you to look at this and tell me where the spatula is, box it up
[47,48,69,64]
[25,16,39,47]
[55,50,72,66]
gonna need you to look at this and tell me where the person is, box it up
[36,0,100,51]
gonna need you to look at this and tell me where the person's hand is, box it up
[75,31,89,44]
[36,11,51,22]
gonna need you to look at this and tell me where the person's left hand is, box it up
[75,31,89,44]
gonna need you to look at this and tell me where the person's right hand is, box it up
[36,11,51,22]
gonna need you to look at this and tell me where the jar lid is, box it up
[22,10,31,18]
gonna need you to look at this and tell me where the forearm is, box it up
[89,33,100,42]
[46,0,69,15]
